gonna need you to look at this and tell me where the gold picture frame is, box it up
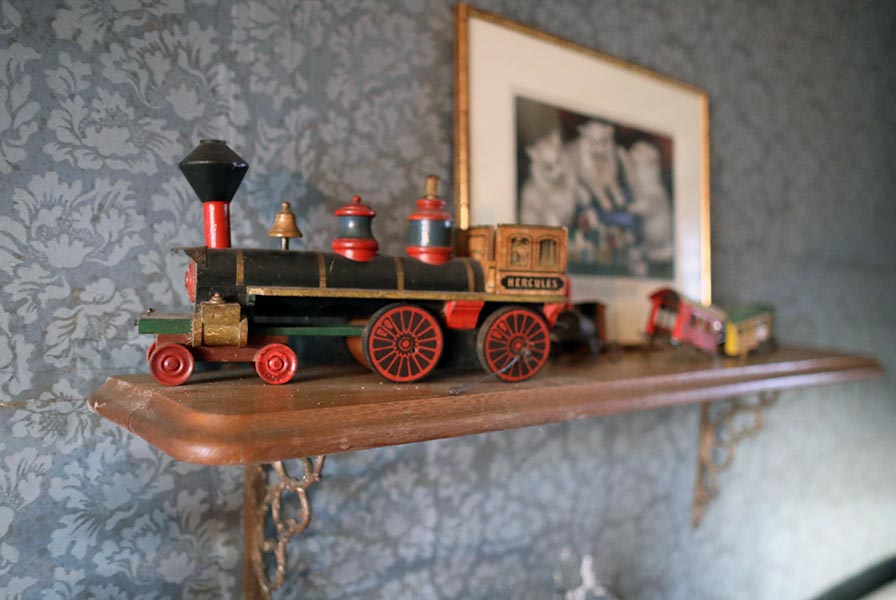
[455,3,710,343]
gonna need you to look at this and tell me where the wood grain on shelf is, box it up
[88,347,884,465]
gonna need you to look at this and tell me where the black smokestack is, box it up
[178,139,248,204]
[178,140,249,249]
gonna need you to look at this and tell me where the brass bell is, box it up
[268,202,303,250]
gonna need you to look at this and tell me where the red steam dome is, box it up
[331,195,379,261]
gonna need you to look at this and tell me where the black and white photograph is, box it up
[460,6,709,342]
[515,95,675,279]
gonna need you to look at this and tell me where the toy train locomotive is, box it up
[645,287,774,357]
[139,140,572,386]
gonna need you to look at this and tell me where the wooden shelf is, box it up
[88,346,883,465]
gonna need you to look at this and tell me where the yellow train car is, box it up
[724,305,775,358]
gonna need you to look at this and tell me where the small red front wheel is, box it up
[149,344,195,386]
[254,343,298,385]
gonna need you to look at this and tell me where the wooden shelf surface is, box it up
[88,346,884,465]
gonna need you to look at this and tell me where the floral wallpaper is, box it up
[1,0,894,598]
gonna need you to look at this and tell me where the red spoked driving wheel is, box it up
[363,304,443,383]
[476,306,551,382]
[254,343,298,385]
[149,343,195,386]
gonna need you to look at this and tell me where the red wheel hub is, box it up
[254,343,298,385]
[149,344,195,386]
[397,336,415,352]
[363,304,443,383]
[477,307,550,382]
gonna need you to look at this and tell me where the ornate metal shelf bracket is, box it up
[692,391,779,526]
[244,457,326,599]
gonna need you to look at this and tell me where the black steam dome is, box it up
[178,139,249,204]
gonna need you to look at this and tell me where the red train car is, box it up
[645,287,681,339]
[646,288,727,354]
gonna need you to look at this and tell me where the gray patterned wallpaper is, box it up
[1,0,894,598]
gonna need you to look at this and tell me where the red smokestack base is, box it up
[203,201,231,248]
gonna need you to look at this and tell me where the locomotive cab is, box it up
[462,224,568,296]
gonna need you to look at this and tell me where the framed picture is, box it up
[455,4,710,343]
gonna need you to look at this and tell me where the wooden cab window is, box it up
[509,235,531,268]
[537,237,559,268]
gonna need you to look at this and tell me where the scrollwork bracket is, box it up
[692,391,779,526]
[245,457,326,599]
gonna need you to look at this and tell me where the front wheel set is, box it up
[147,342,298,386]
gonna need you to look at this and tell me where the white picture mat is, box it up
[467,17,708,343]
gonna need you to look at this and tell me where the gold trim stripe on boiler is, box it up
[246,286,567,304]
[235,250,244,286]
[394,257,405,291]
[317,253,327,288]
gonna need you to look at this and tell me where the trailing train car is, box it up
[673,298,728,354]
[724,305,775,358]
[645,288,774,357]
[139,140,569,386]
[645,287,681,340]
